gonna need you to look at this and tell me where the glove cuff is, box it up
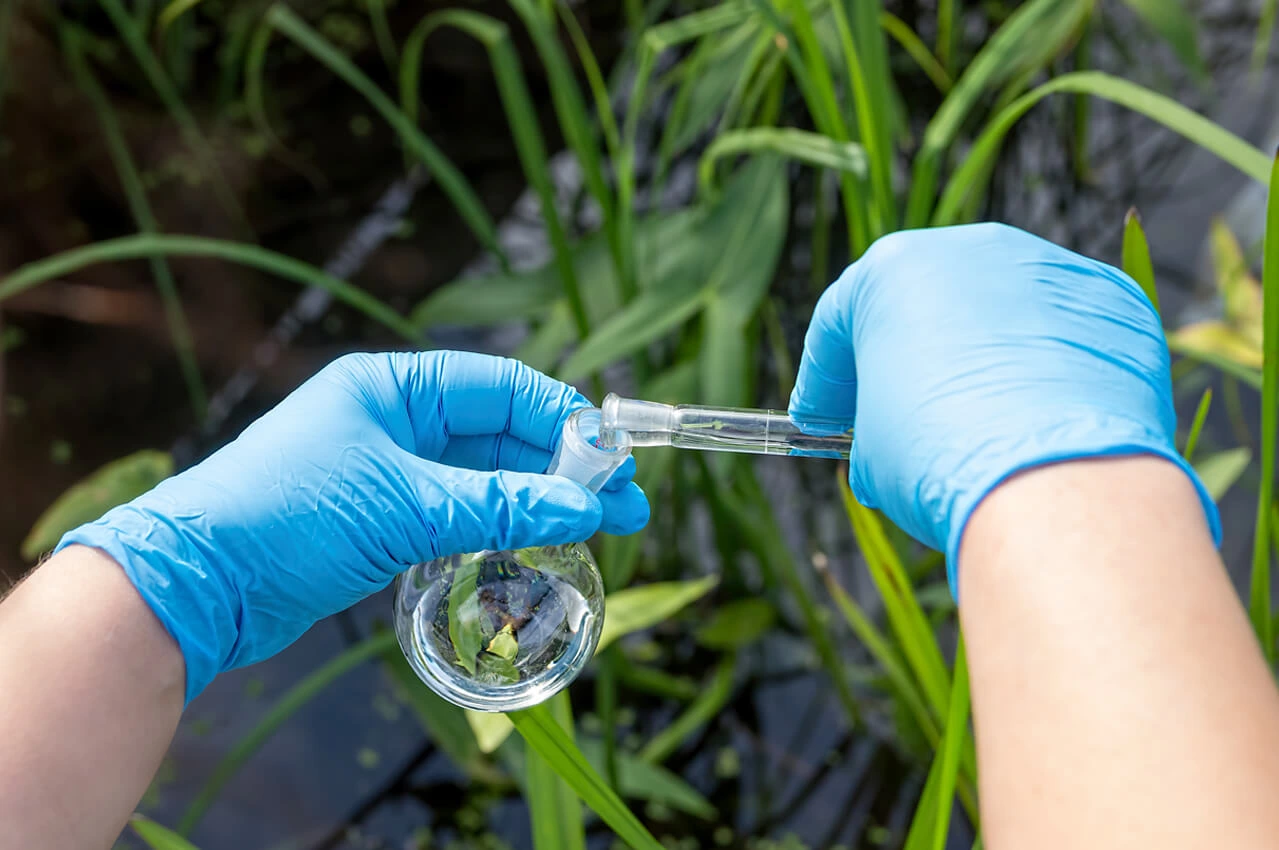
[54,504,241,705]
[943,419,1223,599]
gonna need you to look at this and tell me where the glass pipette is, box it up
[599,393,852,459]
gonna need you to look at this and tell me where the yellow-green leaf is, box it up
[597,576,719,652]
[1210,217,1264,345]
[22,450,172,561]
[1168,320,1263,371]
[131,815,202,850]
[466,709,515,754]
[694,598,777,650]
[1194,447,1252,502]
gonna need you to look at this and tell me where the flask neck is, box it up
[547,408,632,493]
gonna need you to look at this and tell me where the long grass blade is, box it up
[156,0,207,36]
[96,0,251,236]
[64,29,206,419]
[264,5,505,265]
[844,0,901,230]
[1194,446,1252,502]
[841,485,950,717]
[937,0,958,75]
[1254,0,1278,72]
[1119,0,1207,82]
[1250,153,1279,662]
[698,128,867,194]
[930,640,970,850]
[1183,388,1213,463]
[507,0,616,228]
[131,815,201,850]
[638,653,736,764]
[177,631,396,835]
[365,0,399,70]
[240,13,329,191]
[400,11,589,342]
[935,72,1273,226]
[1121,208,1160,313]
[905,0,1093,227]
[901,640,971,850]
[576,739,716,819]
[822,568,938,747]
[723,467,863,728]
[0,234,419,341]
[508,705,667,850]
[555,3,620,153]
[880,11,953,93]
[526,692,588,850]
[758,0,871,252]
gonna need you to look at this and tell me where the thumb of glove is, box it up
[411,461,604,560]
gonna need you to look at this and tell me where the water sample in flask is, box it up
[393,407,631,712]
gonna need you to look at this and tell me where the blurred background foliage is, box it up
[0,1,1277,848]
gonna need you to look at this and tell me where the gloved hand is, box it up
[57,351,648,703]
[789,222,1221,594]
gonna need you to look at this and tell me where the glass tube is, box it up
[599,393,852,459]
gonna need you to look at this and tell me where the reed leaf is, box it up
[906,0,1093,228]
[638,653,736,764]
[1121,208,1160,313]
[1251,154,1279,662]
[22,450,172,562]
[1183,388,1213,463]
[96,0,250,234]
[697,128,868,193]
[931,640,971,850]
[156,0,207,36]
[526,692,587,850]
[937,0,957,74]
[935,72,1273,226]
[0,234,419,341]
[507,0,621,277]
[880,11,952,93]
[695,598,776,650]
[841,485,950,717]
[263,5,505,265]
[1120,0,1207,83]
[1254,0,1278,72]
[508,705,666,850]
[1194,447,1252,502]
[64,28,206,418]
[577,739,717,819]
[597,576,719,652]
[131,815,201,850]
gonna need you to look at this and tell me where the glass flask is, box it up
[393,407,632,711]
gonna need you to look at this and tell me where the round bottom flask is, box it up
[393,408,631,711]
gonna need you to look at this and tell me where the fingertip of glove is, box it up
[530,475,604,539]
[599,482,650,536]
[601,455,638,491]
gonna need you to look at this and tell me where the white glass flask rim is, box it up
[392,407,631,712]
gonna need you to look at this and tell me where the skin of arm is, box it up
[0,545,184,850]
[961,455,1279,850]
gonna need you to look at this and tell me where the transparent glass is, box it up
[393,409,630,712]
[599,393,852,459]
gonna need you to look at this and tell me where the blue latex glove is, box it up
[56,351,649,703]
[789,223,1221,594]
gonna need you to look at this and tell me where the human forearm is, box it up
[0,545,184,850]
[961,456,1279,850]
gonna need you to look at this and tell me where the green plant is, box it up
[14,2,1279,848]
